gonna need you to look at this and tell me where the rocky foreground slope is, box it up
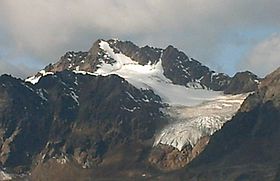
[0,39,262,180]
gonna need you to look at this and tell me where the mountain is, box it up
[180,67,280,181]
[26,39,259,93]
[0,71,168,180]
[0,39,262,180]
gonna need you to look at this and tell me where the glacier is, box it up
[153,94,247,151]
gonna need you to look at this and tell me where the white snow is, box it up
[153,94,247,151]
[95,41,223,106]
[121,106,138,112]
[0,170,12,181]
[70,91,79,105]
[25,70,54,84]
[37,89,48,101]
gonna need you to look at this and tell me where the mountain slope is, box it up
[0,71,166,178]
[182,67,280,181]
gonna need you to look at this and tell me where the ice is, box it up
[153,94,247,151]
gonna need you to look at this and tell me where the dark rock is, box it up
[224,71,260,94]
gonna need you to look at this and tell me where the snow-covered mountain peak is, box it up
[25,38,259,100]
[91,40,223,106]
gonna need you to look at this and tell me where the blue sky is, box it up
[0,0,280,78]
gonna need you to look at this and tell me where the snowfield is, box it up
[96,40,223,106]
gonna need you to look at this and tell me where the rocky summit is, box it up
[0,39,267,180]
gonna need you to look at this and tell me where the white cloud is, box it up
[0,0,280,77]
[240,34,280,77]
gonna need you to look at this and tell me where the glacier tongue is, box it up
[153,94,247,151]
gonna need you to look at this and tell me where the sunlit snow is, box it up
[96,40,223,106]
[25,70,54,84]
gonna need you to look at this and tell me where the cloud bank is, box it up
[0,0,280,77]
[241,33,280,77]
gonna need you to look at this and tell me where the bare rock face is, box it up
[224,71,260,94]
[0,75,51,172]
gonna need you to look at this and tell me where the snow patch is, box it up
[25,70,54,84]
[70,91,79,105]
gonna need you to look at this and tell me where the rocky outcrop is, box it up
[161,45,231,90]
[224,71,260,94]
[149,137,209,171]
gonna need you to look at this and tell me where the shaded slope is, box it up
[0,71,166,176]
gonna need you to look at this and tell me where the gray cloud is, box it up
[0,60,34,78]
[0,0,280,77]
[240,33,280,77]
